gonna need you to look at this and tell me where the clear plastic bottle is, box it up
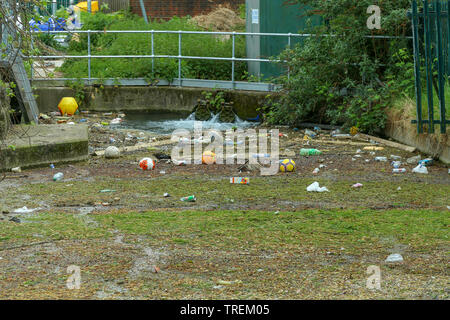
[53,172,64,181]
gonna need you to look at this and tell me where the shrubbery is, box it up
[59,11,247,81]
[265,0,415,134]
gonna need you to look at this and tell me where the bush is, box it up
[265,0,415,134]
[60,12,247,81]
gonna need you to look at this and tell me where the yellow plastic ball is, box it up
[58,97,79,116]
[280,159,296,172]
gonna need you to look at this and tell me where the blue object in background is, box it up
[29,17,66,32]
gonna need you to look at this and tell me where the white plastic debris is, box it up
[307,182,329,193]
[313,168,320,174]
[172,159,187,166]
[375,157,388,162]
[352,183,363,188]
[412,164,428,174]
[13,206,40,213]
[407,155,421,164]
[11,167,21,173]
[105,146,120,159]
[385,253,404,263]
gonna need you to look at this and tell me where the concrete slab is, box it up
[1,124,88,170]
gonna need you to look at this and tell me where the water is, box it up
[112,112,258,135]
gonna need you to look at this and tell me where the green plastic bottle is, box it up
[300,148,322,156]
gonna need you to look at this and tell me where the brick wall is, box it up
[130,0,244,20]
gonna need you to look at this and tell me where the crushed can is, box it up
[230,177,249,185]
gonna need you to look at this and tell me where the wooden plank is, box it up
[355,133,416,152]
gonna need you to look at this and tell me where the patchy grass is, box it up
[93,209,449,252]
[18,174,450,210]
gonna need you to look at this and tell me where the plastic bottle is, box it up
[392,168,406,173]
[180,195,196,202]
[53,172,64,181]
[300,148,322,156]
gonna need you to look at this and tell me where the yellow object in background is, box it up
[58,97,79,116]
[76,1,99,13]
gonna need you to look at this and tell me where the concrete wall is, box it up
[130,0,244,20]
[385,108,450,164]
[34,86,265,119]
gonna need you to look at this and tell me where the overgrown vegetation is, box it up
[59,11,247,81]
[264,0,418,134]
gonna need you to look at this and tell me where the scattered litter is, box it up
[105,146,120,159]
[172,159,187,166]
[110,118,122,124]
[390,155,401,160]
[230,177,249,184]
[11,167,21,173]
[392,168,407,173]
[351,158,357,161]
[313,168,320,174]
[412,164,428,174]
[304,129,317,138]
[406,155,421,164]
[385,253,404,263]
[391,161,402,168]
[101,202,110,207]
[375,157,388,162]
[217,280,242,285]
[213,285,223,290]
[319,164,327,169]
[160,170,166,175]
[447,206,450,210]
[354,155,362,158]
[356,149,362,153]
[364,146,384,151]
[352,183,363,188]
[50,164,55,169]
[181,195,196,202]
[53,172,64,181]
[300,148,322,156]
[13,206,40,213]
[332,133,352,139]
[307,182,329,192]
[274,211,280,215]
[163,193,170,198]
[9,217,21,223]
[418,158,433,166]
[153,266,160,273]
[100,189,116,193]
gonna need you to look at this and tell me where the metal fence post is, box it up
[288,33,292,80]
[435,0,447,133]
[423,0,434,133]
[88,30,91,84]
[88,0,91,13]
[52,0,57,16]
[178,31,182,86]
[232,32,236,88]
[151,30,154,74]
[412,0,423,133]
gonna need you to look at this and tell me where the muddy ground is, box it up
[0,113,448,299]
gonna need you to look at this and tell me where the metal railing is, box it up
[28,29,413,92]
[410,0,449,134]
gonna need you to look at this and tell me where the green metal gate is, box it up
[410,0,449,133]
